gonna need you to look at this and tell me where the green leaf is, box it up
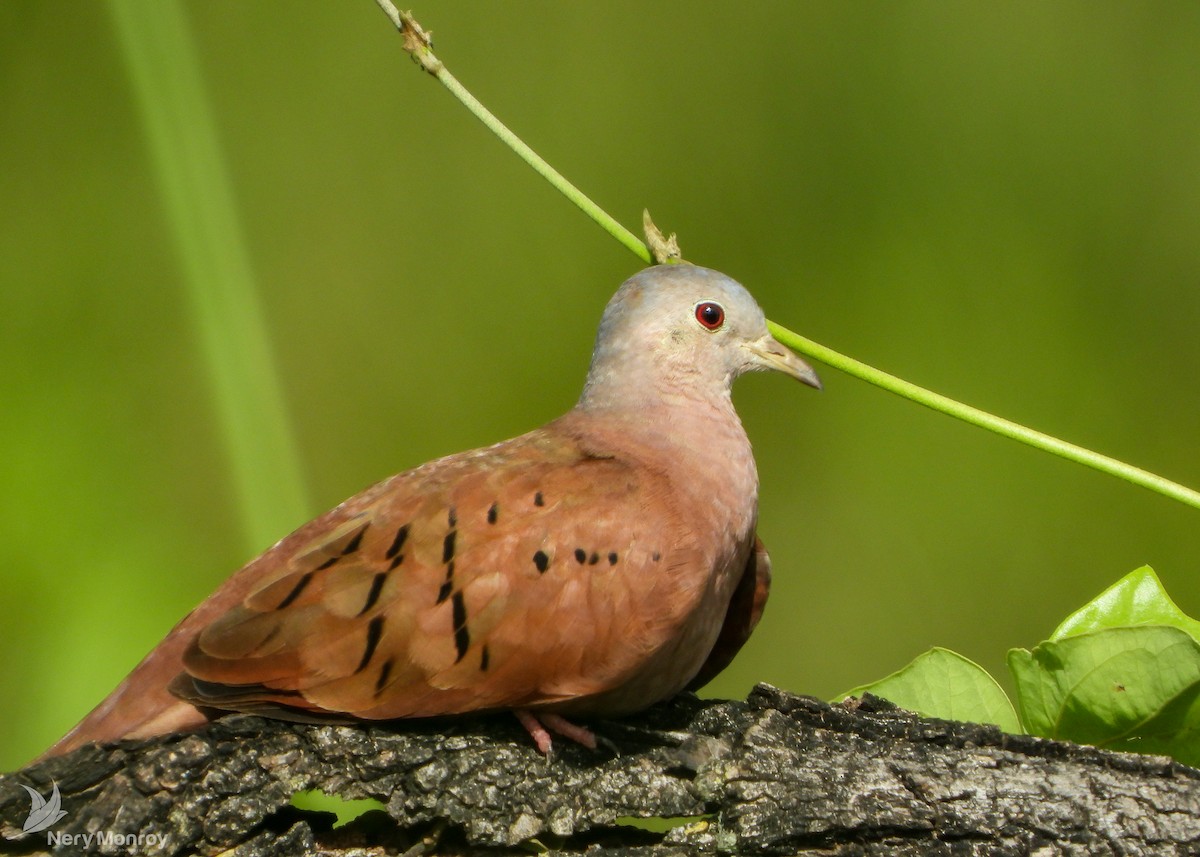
[1050,565,1200,643]
[1008,626,1200,761]
[840,647,1021,732]
[1108,681,1200,767]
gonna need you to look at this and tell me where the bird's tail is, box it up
[36,518,336,762]
[34,607,213,762]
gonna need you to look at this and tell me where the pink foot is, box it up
[514,709,598,754]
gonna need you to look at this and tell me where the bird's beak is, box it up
[745,334,822,390]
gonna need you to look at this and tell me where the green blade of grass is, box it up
[109,0,309,548]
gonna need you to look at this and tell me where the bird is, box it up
[41,263,820,759]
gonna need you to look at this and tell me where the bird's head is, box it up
[579,264,820,410]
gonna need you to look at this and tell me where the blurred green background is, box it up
[2,2,1198,770]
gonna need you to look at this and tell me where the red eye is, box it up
[695,301,725,330]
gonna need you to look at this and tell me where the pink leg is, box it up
[538,712,598,750]
[514,709,554,754]
[514,709,598,754]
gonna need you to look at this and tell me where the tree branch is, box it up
[2,685,1198,855]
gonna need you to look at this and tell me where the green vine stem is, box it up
[768,323,1200,511]
[372,3,1200,513]
[373,3,653,266]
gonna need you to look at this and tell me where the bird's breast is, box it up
[544,402,760,714]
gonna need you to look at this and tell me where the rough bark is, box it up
[1,685,1197,856]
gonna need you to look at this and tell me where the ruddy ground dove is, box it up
[43,263,819,758]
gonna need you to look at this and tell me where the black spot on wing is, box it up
[574,548,587,564]
[608,552,618,565]
[355,616,385,674]
[357,572,388,617]
[487,503,498,524]
[533,550,549,573]
[480,645,490,671]
[437,517,458,604]
[534,491,544,507]
[386,524,410,571]
[436,572,454,605]
[375,658,393,696]
[451,590,469,663]
[342,526,367,555]
[385,524,410,560]
[277,572,313,609]
[316,556,339,570]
